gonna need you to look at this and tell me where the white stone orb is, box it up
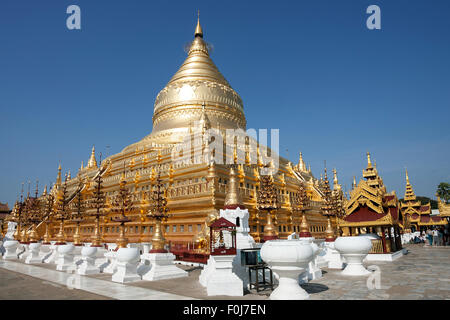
[29,242,41,251]
[81,246,97,257]
[261,240,314,300]
[335,236,372,276]
[117,247,140,263]
[57,244,75,255]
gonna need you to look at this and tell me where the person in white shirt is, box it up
[432,229,439,246]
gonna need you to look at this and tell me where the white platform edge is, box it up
[364,248,408,262]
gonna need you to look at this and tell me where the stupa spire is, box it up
[88,145,98,168]
[56,163,62,186]
[366,151,372,168]
[298,152,306,171]
[404,168,416,201]
[194,10,203,38]
[333,168,341,191]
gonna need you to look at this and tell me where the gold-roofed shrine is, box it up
[400,169,447,231]
[24,18,331,248]
[437,196,450,218]
[337,152,403,253]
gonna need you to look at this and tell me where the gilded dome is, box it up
[150,18,246,141]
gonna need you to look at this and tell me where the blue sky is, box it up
[1,0,449,206]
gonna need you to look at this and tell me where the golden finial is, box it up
[353,176,357,188]
[42,185,47,197]
[67,170,71,180]
[80,161,84,170]
[366,151,372,168]
[56,163,62,185]
[88,145,98,168]
[34,179,39,197]
[298,152,305,171]
[405,167,410,183]
[195,10,203,38]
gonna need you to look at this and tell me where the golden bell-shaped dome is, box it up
[150,17,246,142]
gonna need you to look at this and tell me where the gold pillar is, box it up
[42,221,51,244]
[299,213,311,237]
[91,216,103,247]
[14,223,21,241]
[20,228,28,243]
[325,217,335,242]
[150,219,167,252]
[73,222,82,246]
[28,224,39,243]
[116,223,128,249]
[263,210,277,241]
[55,220,66,244]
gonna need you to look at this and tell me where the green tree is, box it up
[437,182,450,203]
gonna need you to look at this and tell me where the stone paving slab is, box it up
[0,260,194,300]
[307,244,450,300]
[0,267,111,300]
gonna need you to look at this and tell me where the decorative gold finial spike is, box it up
[88,145,98,168]
[56,163,62,185]
[366,151,372,168]
[195,11,203,38]
[405,167,409,183]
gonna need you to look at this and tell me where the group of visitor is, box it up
[421,226,448,246]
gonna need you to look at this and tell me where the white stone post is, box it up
[25,242,42,264]
[43,243,59,264]
[77,246,101,275]
[205,255,243,297]
[141,252,188,281]
[112,247,141,283]
[2,240,19,260]
[56,244,75,271]
[335,236,373,276]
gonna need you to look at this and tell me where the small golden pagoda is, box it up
[338,152,402,253]
[400,169,447,231]
[27,17,330,246]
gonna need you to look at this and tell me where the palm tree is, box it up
[437,182,450,203]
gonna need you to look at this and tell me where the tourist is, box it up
[432,228,439,246]
[438,227,444,246]
[443,226,449,246]
[426,229,433,246]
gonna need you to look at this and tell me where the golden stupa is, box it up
[26,17,331,245]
